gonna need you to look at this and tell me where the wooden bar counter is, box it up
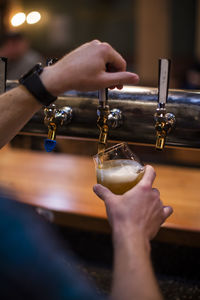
[1,144,200,246]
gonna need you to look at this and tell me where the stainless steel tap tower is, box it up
[7,79,200,150]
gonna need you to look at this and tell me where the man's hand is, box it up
[94,165,172,300]
[40,40,139,96]
[93,165,173,243]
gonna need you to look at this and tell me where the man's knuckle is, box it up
[153,188,160,198]
[100,42,111,53]
[91,39,100,43]
[139,182,151,192]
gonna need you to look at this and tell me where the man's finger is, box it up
[106,46,127,71]
[93,184,114,202]
[140,165,156,187]
[162,206,173,221]
[103,71,139,87]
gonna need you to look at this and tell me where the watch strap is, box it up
[19,64,57,106]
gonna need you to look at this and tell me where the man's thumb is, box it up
[163,206,173,221]
[93,184,114,201]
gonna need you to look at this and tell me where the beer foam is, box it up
[97,160,143,184]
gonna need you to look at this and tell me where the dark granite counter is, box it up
[56,226,200,300]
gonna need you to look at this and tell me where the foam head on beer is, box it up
[96,159,144,195]
[94,142,144,195]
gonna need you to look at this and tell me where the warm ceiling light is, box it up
[11,12,26,27]
[26,11,41,24]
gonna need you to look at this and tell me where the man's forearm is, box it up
[0,86,41,148]
[111,229,163,300]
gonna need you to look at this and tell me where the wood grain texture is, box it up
[1,145,200,242]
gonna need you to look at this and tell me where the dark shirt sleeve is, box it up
[0,193,107,300]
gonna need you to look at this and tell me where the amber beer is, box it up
[96,159,144,195]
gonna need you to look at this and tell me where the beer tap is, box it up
[44,104,72,152]
[154,58,176,150]
[44,58,72,152]
[97,88,123,153]
[97,88,110,153]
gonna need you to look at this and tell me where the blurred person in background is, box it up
[0,31,45,80]
[182,61,200,90]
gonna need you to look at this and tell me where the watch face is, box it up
[19,63,43,82]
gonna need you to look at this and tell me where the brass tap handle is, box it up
[97,88,109,153]
[47,123,57,140]
[44,104,56,125]
[155,117,167,151]
[44,104,72,152]
[98,128,109,153]
[97,105,110,127]
[154,111,176,150]
[44,104,57,152]
[97,104,110,152]
[156,134,166,150]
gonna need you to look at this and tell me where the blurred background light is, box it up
[26,11,41,24]
[11,12,26,27]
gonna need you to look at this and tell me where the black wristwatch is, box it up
[19,63,57,106]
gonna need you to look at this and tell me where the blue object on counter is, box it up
[44,139,57,152]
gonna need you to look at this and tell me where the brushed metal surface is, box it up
[7,82,200,149]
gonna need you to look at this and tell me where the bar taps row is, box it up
[0,56,176,152]
[43,58,176,152]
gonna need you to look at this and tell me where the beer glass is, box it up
[93,142,144,195]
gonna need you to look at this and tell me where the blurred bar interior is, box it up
[1,0,200,245]
[2,1,200,297]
